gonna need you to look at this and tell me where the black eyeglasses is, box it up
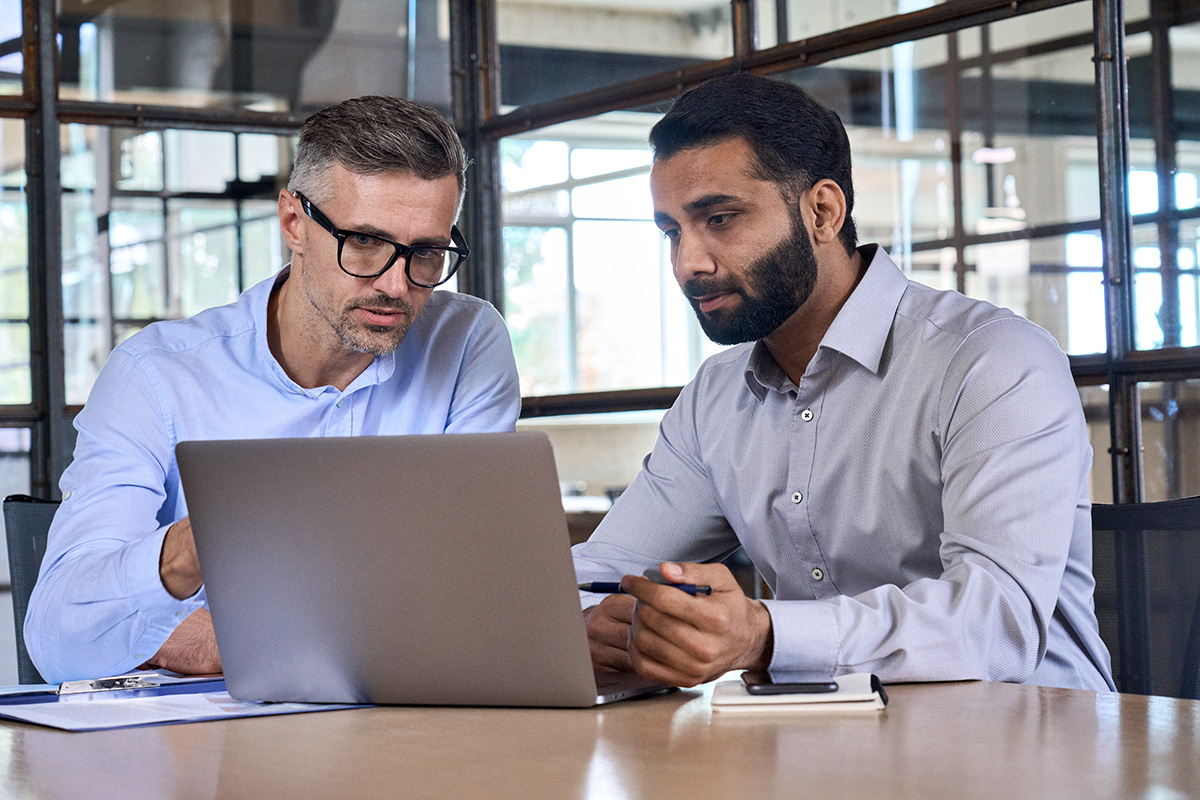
[294,192,469,288]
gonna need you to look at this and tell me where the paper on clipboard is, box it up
[0,674,362,732]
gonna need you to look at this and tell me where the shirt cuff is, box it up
[760,598,840,675]
[125,524,206,650]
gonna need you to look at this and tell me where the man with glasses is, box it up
[574,73,1115,693]
[27,96,520,681]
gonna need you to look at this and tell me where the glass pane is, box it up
[575,219,673,390]
[170,200,239,317]
[773,41,964,265]
[0,198,26,320]
[501,110,725,393]
[0,2,20,96]
[1127,222,1200,351]
[0,323,30,404]
[1140,379,1200,502]
[1081,384,1113,505]
[58,1,448,113]
[0,120,25,322]
[504,226,570,394]
[964,233,1105,356]
[241,199,288,287]
[61,124,292,402]
[1172,23,1200,217]
[115,131,164,191]
[110,198,167,319]
[760,0,954,48]
[64,323,108,406]
[62,191,106,320]
[165,130,235,192]
[496,0,733,108]
[959,8,1100,228]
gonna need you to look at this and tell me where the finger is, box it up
[628,629,710,687]
[599,593,635,624]
[620,575,702,617]
[632,602,731,676]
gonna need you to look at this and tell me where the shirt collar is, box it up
[742,244,908,400]
[254,264,397,397]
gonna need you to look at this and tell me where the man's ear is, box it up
[804,179,847,246]
[278,189,305,254]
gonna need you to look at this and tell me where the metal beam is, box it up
[24,0,68,498]
[1094,0,1150,696]
[449,0,503,311]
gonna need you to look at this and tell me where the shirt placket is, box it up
[324,387,356,436]
[786,378,834,600]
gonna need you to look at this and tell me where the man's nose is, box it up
[371,259,413,298]
[672,233,717,284]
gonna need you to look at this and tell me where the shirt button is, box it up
[791,491,803,504]
[801,409,814,421]
[812,567,824,581]
[337,399,344,408]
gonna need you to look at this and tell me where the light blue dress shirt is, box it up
[27,267,521,682]
[574,245,1115,692]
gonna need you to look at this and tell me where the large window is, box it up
[5,0,1200,622]
[472,0,1200,507]
[501,116,726,394]
[60,125,293,403]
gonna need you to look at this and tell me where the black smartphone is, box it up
[741,671,839,695]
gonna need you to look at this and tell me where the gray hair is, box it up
[287,95,467,206]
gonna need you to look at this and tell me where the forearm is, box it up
[143,609,221,675]
[764,568,1042,682]
[26,531,204,682]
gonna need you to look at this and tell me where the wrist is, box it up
[746,599,774,671]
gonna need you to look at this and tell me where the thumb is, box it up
[659,561,738,590]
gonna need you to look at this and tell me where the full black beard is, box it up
[682,209,819,346]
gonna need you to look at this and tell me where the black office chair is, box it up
[2,494,58,684]
[1092,496,1200,699]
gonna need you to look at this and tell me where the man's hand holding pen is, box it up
[583,561,774,687]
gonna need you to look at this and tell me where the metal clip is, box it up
[58,674,162,695]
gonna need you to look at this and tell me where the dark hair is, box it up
[288,95,467,206]
[649,73,858,255]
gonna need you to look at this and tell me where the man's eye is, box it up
[708,213,733,227]
[350,234,381,248]
[411,247,439,260]
[661,229,680,241]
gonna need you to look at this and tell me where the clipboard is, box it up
[0,671,361,731]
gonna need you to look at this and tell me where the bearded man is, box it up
[573,73,1115,693]
[27,96,520,681]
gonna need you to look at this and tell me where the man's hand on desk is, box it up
[159,516,203,599]
[141,608,222,675]
[584,595,636,672]
[624,562,773,688]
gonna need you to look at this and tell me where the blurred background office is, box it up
[0,0,1195,681]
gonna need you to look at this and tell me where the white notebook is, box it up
[711,673,887,713]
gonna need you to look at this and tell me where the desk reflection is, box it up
[0,682,1193,799]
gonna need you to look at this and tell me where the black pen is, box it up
[578,581,713,596]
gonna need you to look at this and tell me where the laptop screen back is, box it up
[177,432,600,708]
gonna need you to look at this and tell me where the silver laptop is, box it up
[175,432,667,708]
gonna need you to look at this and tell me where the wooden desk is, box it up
[0,681,1195,799]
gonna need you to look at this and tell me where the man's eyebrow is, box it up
[343,223,450,246]
[342,222,395,239]
[653,211,676,227]
[682,194,742,214]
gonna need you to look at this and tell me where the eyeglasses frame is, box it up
[293,191,470,288]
